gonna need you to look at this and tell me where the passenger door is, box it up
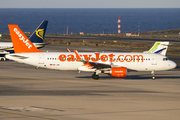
[151,55,157,65]
[39,54,44,64]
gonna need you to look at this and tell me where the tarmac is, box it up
[0,45,180,120]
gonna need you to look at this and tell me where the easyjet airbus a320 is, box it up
[6,25,176,80]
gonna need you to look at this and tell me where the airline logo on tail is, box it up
[148,42,161,53]
[144,41,169,55]
[154,48,166,54]
[29,20,48,43]
[8,24,42,53]
[14,28,32,49]
[35,28,44,40]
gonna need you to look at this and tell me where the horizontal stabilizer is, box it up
[8,55,29,59]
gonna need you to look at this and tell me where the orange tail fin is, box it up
[8,24,42,53]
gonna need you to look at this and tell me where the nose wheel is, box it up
[152,76,155,80]
[151,71,155,80]
[92,73,99,80]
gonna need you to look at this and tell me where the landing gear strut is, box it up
[92,73,99,80]
[35,66,39,69]
[151,71,155,80]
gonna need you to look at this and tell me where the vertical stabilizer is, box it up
[144,41,169,55]
[29,20,48,43]
[8,25,42,53]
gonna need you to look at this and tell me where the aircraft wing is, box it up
[83,61,111,68]
[66,48,71,52]
[73,49,125,69]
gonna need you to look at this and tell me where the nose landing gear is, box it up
[151,71,155,80]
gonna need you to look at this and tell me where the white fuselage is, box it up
[0,42,45,51]
[0,42,13,49]
[6,52,176,72]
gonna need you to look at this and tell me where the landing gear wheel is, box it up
[92,74,99,80]
[1,58,5,61]
[35,66,39,69]
[151,71,155,80]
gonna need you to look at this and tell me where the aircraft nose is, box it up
[170,61,177,69]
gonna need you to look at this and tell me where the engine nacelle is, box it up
[110,67,127,77]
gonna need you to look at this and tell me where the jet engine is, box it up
[110,67,127,77]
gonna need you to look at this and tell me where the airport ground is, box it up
[1,42,180,120]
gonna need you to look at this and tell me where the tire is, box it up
[1,58,5,61]
[92,74,99,80]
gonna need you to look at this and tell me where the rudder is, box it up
[29,20,48,43]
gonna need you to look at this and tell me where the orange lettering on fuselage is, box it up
[59,54,66,62]
[118,55,124,62]
[83,54,92,61]
[100,55,108,62]
[91,53,100,62]
[125,55,132,62]
[58,53,144,63]
[133,55,144,62]
[67,54,75,62]
[108,54,115,62]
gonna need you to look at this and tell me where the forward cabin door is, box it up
[151,54,157,65]
[39,54,44,64]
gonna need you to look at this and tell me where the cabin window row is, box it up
[0,46,12,48]
[47,58,151,61]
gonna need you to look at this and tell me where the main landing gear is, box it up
[151,71,155,80]
[92,70,102,80]
[35,66,39,69]
[92,73,99,80]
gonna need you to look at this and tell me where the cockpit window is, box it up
[163,58,168,61]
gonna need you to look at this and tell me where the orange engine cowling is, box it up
[110,67,127,77]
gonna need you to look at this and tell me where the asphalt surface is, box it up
[0,44,180,120]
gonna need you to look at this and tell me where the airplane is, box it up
[0,20,48,61]
[6,24,177,80]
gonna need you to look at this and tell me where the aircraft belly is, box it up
[122,62,144,71]
[126,62,154,71]
[44,61,83,71]
[60,62,82,70]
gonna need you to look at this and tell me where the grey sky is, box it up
[0,0,180,8]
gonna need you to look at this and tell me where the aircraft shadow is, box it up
[76,75,180,80]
